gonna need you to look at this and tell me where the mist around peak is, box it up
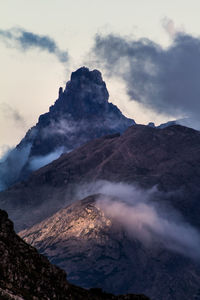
[0,67,134,191]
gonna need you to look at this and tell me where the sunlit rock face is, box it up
[19,195,139,293]
[0,208,150,300]
[19,195,200,300]
[0,67,134,190]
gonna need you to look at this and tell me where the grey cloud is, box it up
[41,119,79,138]
[91,181,200,260]
[0,103,25,127]
[0,27,68,63]
[92,32,200,127]
[29,147,65,171]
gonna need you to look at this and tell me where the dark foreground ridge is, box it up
[0,208,149,300]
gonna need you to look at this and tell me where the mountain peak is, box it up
[62,67,109,107]
[39,67,133,138]
[70,67,103,84]
[0,67,134,189]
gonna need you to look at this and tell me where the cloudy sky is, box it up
[1,0,200,155]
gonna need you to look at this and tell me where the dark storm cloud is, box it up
[0,27,68,63]
[92,32,200,121]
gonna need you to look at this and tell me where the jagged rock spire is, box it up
[0,67,134,189]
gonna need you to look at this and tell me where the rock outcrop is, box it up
[19,195,200,300]
[0,208,149,300]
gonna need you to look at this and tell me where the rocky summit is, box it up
[0,208,149,300]
[0,67,134,190]
[31,67,133,157]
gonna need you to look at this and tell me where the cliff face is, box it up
[0,208,149,300]
[0,67,134,190]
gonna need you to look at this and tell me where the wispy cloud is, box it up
[161,17,183,38]
[0,27,68,63]
[29,147,65,171]
[0,103,25,127]
[93,181,200,261]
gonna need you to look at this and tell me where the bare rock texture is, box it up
[0,208,149,300]
[19,195,200,300]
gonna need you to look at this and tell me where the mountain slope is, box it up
[0,208,149,300]
[1,124,200,231]
[19,195,200,300]
[2,123,200,299]
[0,67,134,190]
